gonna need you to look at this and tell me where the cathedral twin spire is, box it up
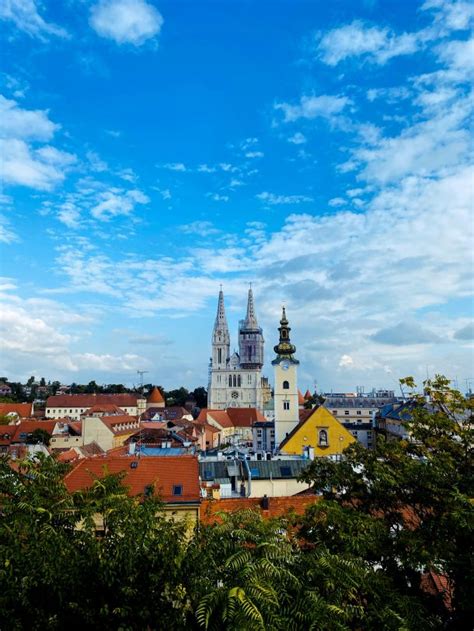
[212,287,264,370]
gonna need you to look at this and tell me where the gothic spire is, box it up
[273,306,297,359]
[214,288,229,334]
[244,285,259,329]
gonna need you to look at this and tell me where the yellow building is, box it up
[280,406,355,457]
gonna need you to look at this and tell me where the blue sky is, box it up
[0,0,473,393]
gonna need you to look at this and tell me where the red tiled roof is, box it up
[57,448,79,463]
[0,403,33,418]
[226,408,265,427]
[11,420,57,443]
[46,394,141,408]
[83,404,125,415]
[304,390,312,400]
[99,415,139,435]
[206,410,233,429]
[201,495,320,524]
[298,390,305,405]
[147,387,165,404]
[199,408,264,429]
[64,455,200,503]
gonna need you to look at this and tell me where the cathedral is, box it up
[208,287,267,411]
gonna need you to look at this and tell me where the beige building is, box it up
[45,394,146,420]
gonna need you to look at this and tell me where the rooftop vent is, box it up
[130,461,138,469]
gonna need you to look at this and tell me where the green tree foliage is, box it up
[0,455,191,630]
[29,428,51,446]
[298,375,474,630]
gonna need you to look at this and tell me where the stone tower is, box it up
[208,288,264,411]
[272,307,300,448]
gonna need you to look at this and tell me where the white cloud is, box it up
[162,162,186,172]
[256,192,313,205]
[0,94,58,140]
[328,197,345,207]
[275,94,351,123]
[197,164,216,173]
[90,188,150,220]
[0,0,68,40]
[86,150,108,172]
[245,151,264,158]
[288,132,307,144]
[0,215,18,243]
[338,354,354,368]
[207,193,229,202]
[0,138,66,190]
[90,0,163,46]
[180,221,220,236]
[317,20,420,66]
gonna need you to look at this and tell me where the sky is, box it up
[0,0,473,394]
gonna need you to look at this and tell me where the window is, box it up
[356,410,362,415]
[172,485,183,496]
[344,411,350,415]
[282,380,289,390]
[229,375,232,387]
[218,348,222,363]
[318,429,328,447]
[333,410,337,415]
[283,401,290,410]
[237,375,241,387]
[248,374,252,384]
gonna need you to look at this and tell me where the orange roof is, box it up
[100,415,139,435]
[57,448,80,463]
[147,387,165,404]
[11,420,57,443]
[298,390,305,405]
[83,404,125,415]
[226,407,265,427]
[64,455,200,503]
[46,394,140,408]
[199,408,264,429]
[304,390,312,400]
[0,403,33,418]
[206,410,233,429]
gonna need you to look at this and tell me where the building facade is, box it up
[272,307,300,448]
[208,288,265,411]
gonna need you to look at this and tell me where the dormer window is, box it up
[173,485,183,496]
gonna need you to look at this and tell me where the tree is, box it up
[0,454,191,630]
[166,387,190,407]
[298,375,474,630]
[192,387,208,409]
[29,428,51,446]
[27,376,35,387]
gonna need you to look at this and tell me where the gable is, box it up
[280,406,356,455]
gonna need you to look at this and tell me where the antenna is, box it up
[136,370,149,392]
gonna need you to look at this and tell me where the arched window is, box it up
[237,375,241,387]
[318,429,328,447]
[218,348,222,363]
[283,380,289,390]
[232,375,236,387]
[229,375,232,387]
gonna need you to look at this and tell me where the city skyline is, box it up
[0,0,473,391]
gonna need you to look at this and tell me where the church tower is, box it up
[238,287,264,368]
[208,288,265,411]
[272,307,300,448]
[212,288,230,369]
